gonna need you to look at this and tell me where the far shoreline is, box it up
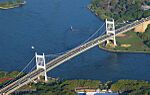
[0,0,26,10]
[87,4,104,22]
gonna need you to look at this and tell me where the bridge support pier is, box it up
[35,52,48,82]
[106,19,117,46]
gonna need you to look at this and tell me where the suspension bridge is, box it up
[0,16,150,95]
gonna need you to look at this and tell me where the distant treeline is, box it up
[90,0,150,23]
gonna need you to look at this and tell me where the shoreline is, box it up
[87,5,104,21]
[0,1,26,10]
[99,44,150,54]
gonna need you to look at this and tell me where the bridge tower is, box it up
[35,52,48,82]
[106,19,117,46]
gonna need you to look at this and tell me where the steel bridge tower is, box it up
[106,19,117,46]
[35,52,48,82]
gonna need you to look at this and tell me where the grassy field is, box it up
[115,31,149,51]
[101,30,150,52]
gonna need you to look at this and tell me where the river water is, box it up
[0,0,150,82]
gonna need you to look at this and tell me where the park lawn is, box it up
[115,31,149,51]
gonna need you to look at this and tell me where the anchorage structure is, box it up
[106,19,117,46]
[35,52,48,82]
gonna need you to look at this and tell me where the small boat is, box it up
[70,26,73,31]
[31,46,35,49]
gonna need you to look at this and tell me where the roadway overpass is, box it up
[0,16,150,95]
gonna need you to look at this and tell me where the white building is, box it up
[75,88,118,95]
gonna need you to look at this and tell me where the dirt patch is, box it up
[117,34,126,37]
[117,34,131,39]
[121,44,131,48]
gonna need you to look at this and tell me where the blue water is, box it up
[0,0,150,82]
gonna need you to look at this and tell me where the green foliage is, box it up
[129,89,150,95]
[113,30,149,51]
[137,25,150,47]
[7,71,20,78]
[0,71,7,78]
[22,79,101,95]
[62,80,100,89]
[111,80,150,94]
[90,0,149,23]
[6,78,150,95]
[0,0,24,8]
[0,70,24,87]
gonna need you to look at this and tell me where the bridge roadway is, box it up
[0,16,150,95]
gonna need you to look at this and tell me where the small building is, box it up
[75,87,118,95]
[141,5,150,10]
[78,92,118,95]
[95,93,118,95]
